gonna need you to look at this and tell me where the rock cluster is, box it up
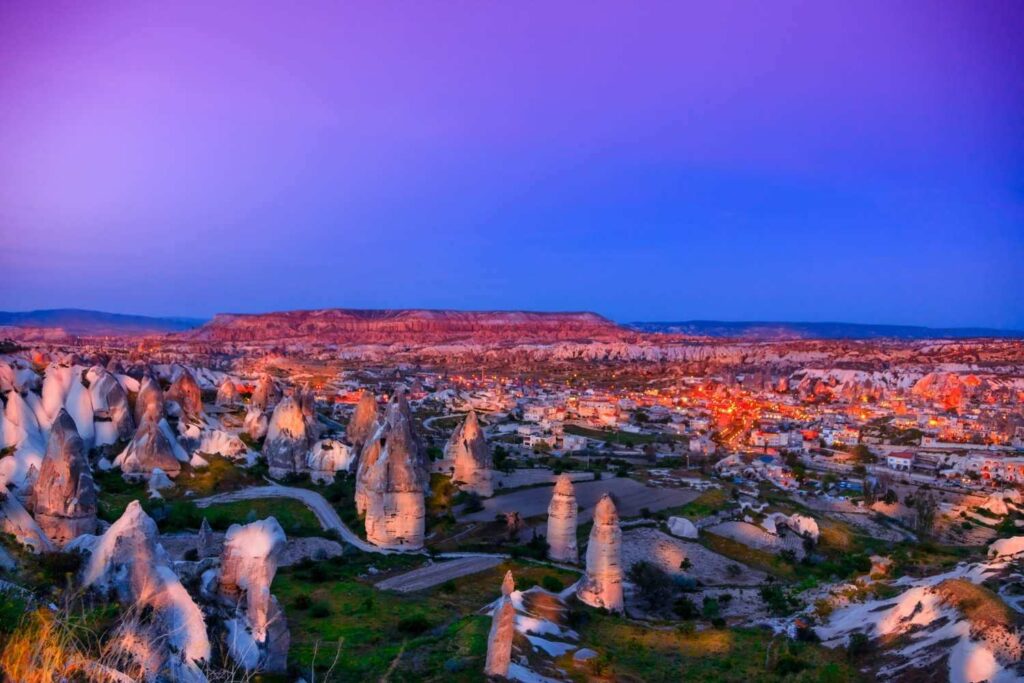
[264,397,311,478]
[218,517,290,673]
[484,570,517,678]
[32,409,97,546]
[115,414,183,478]
[250,374,281,412]
[577,493,624,612]
[356,399,426,549]
[346,389,379,453]
[546,474,578,563]
[444,410,494,496]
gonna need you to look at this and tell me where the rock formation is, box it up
[243,406,269,441]
[65,371,95,449]
[114,415,183,478]
[0,490,53,552]
[87,366,135,446]
[134,373,165,425]
[577,493,624,612]
[39,358,74,432]
[0,389,46,492]
[546,474,578,563]
[216,377,240,406]
[346,389,379,452]
[218,517,289,673]
[444,410,494,496]
[264,397,310,478]
[77,500,210,683]
[166,366,203,421]
[250,374,281,412]
[33,409,97,546]
[197,517,216,558]
[307,439,354,484]
[484,570,517,678]
[357,401,426,549]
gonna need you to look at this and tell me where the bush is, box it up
[397,615,432,635]
[293,595,312,610]
[541,575,564,593]
[673,596,699,619]
[440,580,457,594]
[627,561,674,610]
[309,602,331,618]
[847,632,871,658]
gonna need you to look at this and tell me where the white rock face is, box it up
[87,366,135,446]
[547,474,579,563]
[990,536,1024,558]
[243,406,269,441]
[64,373,95,450]
[0,389,46,492]
[484,570,517,678]
[134,374,165,425]
[264,398,310,477]
[445,410,494,496]
[762,512,819,541]
[39,359,74,433]
[198,429,247,459]
[667,516,699,539]
[577,493,624,612]
[115,416,183,477]
[33,409,97,546]
[218,517,289,673]
[307,439,354,484]
[78,501,210,683]
[0,491,53,552]
[215,377,240,406]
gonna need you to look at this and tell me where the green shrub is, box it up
[541,575,564,593]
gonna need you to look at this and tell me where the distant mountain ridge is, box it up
[629,320,1024,340]
[0,309,205,336]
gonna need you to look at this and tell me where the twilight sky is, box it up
[1,1,1022,327]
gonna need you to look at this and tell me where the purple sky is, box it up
[1,1,1022,327]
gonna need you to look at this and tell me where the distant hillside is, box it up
[186,308,630,344]
[0,309,205,336]
[629,320,1024,340]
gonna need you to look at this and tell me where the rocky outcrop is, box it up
[0,389,46,492]
[114,416,183,478]
[444,410,494,496]
[77,501,210,683]
[346,390,379,453]
[166,366,203,421]
[87,366,135,446]
[306,439,354,484]
[667,516,699,539]
[577,494,624,612]
[250,374,281,413]
[0,492,53,552]
[243,407,269,441]
[546,474,578,563]
[33,409,97,546]
[65,371,95,449]
[215,377,240,406]
[264,398,310,478]
[218,518,289,673]
[134,374,165,425]
[484,570,516,678]
[39,358,74,432]
[357,400,426,550]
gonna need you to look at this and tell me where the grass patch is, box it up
[198,498,323,536]
[701,531,796,579]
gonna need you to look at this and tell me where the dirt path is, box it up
[374,555,505,592]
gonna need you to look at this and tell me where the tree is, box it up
[852,445,875,464]
[913,492,938,538]
[627,561,674,610]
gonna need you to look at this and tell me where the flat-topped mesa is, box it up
[484,570,517,678]
[577,493,624,612]
[445,410,494,497]
[219,517,289,673]
[264,397,310,478]
[346,390,379,453]
[216,376,240,406]
[134,373,165,425]
[32,409,97,546]
[250,373,282,413]
[79,500,210,683]
[86,366,134,445]
[547,474,579,564]
[166,366,203,421]
[359,403,427,550]
[114,414,183,478]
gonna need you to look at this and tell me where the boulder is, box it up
[307,439,354,484]
[547,474,579,563]
[577,494,624,612]
[243,406,269,441]
[32,409,97,546]
[667,516,699,539]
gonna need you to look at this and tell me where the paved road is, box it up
[457,477,700,524]
[374,555,504,592]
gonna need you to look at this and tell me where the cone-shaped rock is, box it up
[115,415,183,477]
[87,366,134,446]
[134,373,165,425]
[243,406,269,441]
[167,366,203,420]
[264,397,310,478]
[346,390,379,452]
[577,493,624,612]
[484,570,517,678]
[216,377,240,406]
[251,373,282,412]
[197,517,216,558]
[446,410,494,496]
[33,409,97,546]
[219,517,289,672]
[547,474,578,563]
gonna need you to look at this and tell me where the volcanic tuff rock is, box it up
[546,474,579,563]
[33,409,97,546]
[166,366,203,420]
[250,374,281,412]
[346,389,379,453]
[86,365,135,445]
[77,500,210,683]
[134,373,165,425]
[186,308,630,344]
[215,377,240,406]
[357,399,426,549]
[484,570,516,678]
[115,415,183,478]
[0,389,46,492]
[243,406,269,441]
[219,517,289,673]
[442,410,494,496]
[64,370,95,449]
[577,494,624,612]
[307,439,354,484]
[264,397,311,478]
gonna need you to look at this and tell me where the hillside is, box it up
[630,320,1024,340]
[0,309,204,337]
